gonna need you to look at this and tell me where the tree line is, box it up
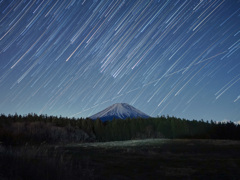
[0,113,239,145]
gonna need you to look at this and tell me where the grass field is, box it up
[1,139,240,179]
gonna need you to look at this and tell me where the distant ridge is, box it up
[89,103,150,121]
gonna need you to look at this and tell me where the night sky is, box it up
[0,0,239,123]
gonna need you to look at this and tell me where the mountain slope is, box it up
[89,103,150,121]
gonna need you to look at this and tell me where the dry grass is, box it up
[1,139,240,179]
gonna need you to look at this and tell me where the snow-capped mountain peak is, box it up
[89,103,150,121]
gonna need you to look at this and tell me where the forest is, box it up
[1,113,240,145]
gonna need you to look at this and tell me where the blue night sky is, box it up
[0,0,239,123]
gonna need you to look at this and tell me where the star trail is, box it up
[0,0,239,123]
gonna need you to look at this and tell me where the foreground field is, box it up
[1,139,240,179]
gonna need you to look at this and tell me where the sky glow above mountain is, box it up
[0,0,239,122]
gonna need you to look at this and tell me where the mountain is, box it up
[89,103,150,121]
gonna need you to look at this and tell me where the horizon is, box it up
[1,103,240,125]
[0,1,239,123]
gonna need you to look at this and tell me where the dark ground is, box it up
[1,139,240,180]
